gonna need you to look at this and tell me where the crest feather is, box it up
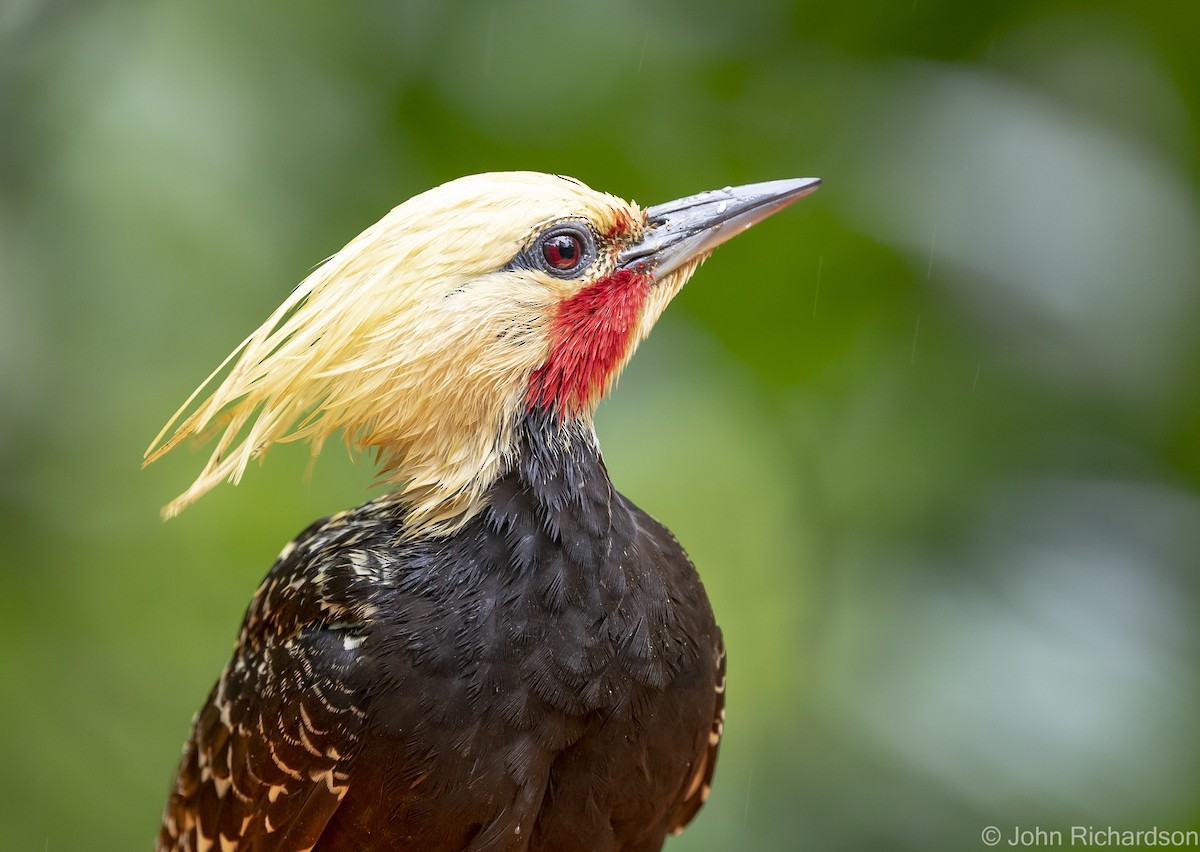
[146,172,638,534]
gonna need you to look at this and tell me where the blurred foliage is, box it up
[3,0,1200,849]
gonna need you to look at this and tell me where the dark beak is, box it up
[618,177,821,278]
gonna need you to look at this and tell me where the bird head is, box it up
[146,171,819,534]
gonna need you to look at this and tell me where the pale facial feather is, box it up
[145,172,704,536]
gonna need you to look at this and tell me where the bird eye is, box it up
[542,232,584,272]
[518,221,597,279]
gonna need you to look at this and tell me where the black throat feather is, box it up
[367,405,686,715]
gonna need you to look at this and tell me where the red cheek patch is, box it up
[526,270,653,415]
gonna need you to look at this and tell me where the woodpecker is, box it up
[148,171,819,852]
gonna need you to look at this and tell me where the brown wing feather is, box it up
[159,518,375,852]
[668,634,726,835]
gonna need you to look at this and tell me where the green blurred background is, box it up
[4,0,1200,849]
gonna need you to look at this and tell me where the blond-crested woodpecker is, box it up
[148,172,820,852]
